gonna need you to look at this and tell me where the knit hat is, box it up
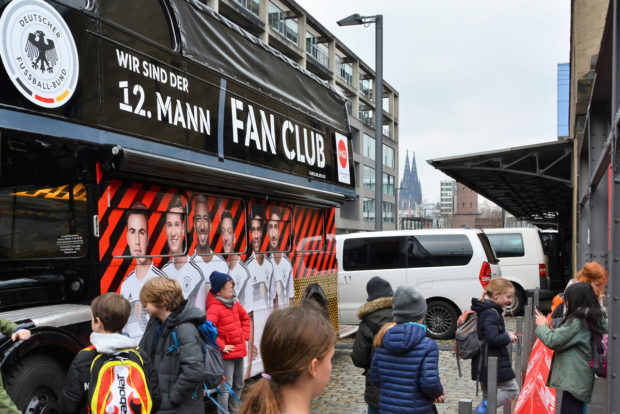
[392,286,427,323]
[366,276,394,302]
[210,271,232,294]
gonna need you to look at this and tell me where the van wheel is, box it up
[5,352,65,413]
[506,288,525,316]
[425,301,458,340]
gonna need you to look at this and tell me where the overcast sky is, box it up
[296,0,570,203]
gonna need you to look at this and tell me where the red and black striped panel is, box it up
[187,194,247,255]
[291,206,336,278]
[98,181,188,294]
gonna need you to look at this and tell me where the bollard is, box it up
[521,302,532,372]
[515,317,523,387]
[533,288,540,309]
[458,398,473,414]
[487,356,498,413]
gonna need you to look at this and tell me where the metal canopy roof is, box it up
[428,139,573,226]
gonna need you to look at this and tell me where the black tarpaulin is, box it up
[171,0,349,133]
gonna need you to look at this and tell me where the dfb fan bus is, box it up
[0,0,355,410]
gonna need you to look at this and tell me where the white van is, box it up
[337,229,501,339]
[484,228,551,315]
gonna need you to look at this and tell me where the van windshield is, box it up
[478,233,499,264]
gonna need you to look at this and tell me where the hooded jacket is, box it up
[139,301,205,414]
[206,291,251,360]
[470,298,515,383]
[370,323,443,414]
[536,316,607,402]
[58,332,161,414]
[351,296,393,408]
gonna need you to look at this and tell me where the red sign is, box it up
[338,139,348,168]
[513,339,556,414]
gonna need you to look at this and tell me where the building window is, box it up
[268,2,298,45]
[363,198,375,221]
[359,107,373,126]
[382,202,394,223]
[383,173,394,196]
[233,0,259,16]
[305,33,328,67]
[359,76,372,99]
[363,134,375,160]
[346,100,352,116]
[382,124,391,138]
[363,165,375,191]
[383,145,395,168]
[336,56,353,85]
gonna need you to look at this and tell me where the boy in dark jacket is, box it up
[351,276,393,414]
[58,293,161,414]
[371,286,444,414]
[139,277,206,414]
[207,271,251,414]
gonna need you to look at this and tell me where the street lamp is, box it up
[337,13,383,231]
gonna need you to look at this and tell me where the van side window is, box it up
[342,237,406,271]
[487,233,524,258]
[407,234,473,267]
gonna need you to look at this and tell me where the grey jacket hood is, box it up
[90,332,137,353]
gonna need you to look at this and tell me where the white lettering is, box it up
[245,105,261,150]
[260,110,277,155]
[282,120,295,160]
[295,125,305,163]
[231,98,244,144]
[316,134,325,168]
[173,99,187,129]
[198,107,210,135]
[156,92,172,122]
[303,129,316,166]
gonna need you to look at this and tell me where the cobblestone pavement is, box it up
[309,317,518,414]
[206,317,519,413]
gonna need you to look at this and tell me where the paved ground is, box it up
[207,312,607,413]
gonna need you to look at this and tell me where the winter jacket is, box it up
[58,332,161,414]
[139,301,205,414]
[535,316,607,402]
[370,323,443,414]
[470,298,515,383]
[206,291,251,360]
[351,296,393,408]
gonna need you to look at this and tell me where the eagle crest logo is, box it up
[25,30,58,74]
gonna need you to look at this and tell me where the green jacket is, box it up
[535,317,604,402]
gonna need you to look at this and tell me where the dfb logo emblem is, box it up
[0,0,79,108]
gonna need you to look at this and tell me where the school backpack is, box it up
[578,320,608,377]
[455,309,482,360]
[169,320,224,389]
[87,347,153,414]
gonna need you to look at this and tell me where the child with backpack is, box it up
[0,319,31,413]
[370,286,444,414]
[239,301,335,414]
[351,276,393,414]
[58,293,161,414]
[535,282,607,413]
[139,277,206,413]
[471,278,519,413]
[207,271,251,414]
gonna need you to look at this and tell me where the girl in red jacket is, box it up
[207,271,251,413]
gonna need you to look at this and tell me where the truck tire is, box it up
[302,283,329,317]
[5,352,66,414]
[425,300,458,340]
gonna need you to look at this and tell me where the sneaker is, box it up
[476,399,487,414]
